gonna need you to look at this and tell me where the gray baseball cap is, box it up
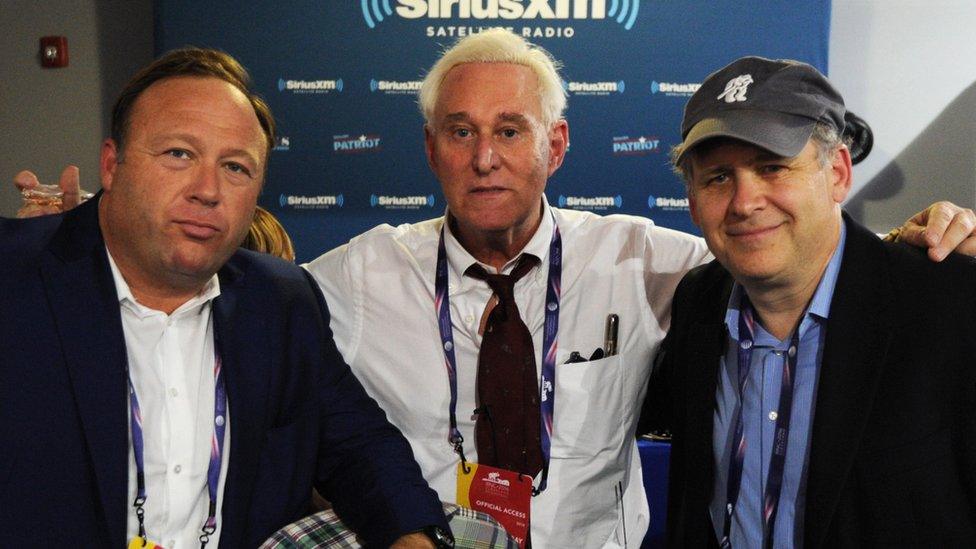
[675,56,846,164]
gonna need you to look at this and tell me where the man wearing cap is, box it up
[646,56,976,546]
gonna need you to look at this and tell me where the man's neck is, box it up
[449,206,544,272]
[741,236,841,341]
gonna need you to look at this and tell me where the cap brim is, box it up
[676,110,817,165]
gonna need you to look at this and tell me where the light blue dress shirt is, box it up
[710,224,847,548]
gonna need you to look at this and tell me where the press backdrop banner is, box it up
[156,1,830,261]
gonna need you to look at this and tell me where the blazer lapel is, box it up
[212,261,272,545]
[803,218,895,548]
[682,271,733,543]
[40,197,130,545]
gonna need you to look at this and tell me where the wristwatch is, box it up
[423,525,455,548]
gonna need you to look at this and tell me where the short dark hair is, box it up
[110,47,275,160]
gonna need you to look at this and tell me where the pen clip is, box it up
[604,313,619,357]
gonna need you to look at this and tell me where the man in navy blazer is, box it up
[0,48,447,547]
[645,57,976,546]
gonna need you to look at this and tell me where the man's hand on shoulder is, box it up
[892,201,976,261]
[14,166,82,218]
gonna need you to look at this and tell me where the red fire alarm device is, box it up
[40,36,68,68]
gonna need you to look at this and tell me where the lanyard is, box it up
[128,346,227,548]
[721,296,799,549]
[435,215,562,495]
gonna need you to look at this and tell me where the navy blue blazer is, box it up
[0,196,446,547]
[643,214,976,547]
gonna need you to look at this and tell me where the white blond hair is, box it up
[418,28,567,127]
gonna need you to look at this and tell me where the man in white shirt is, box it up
[0,47,447,548]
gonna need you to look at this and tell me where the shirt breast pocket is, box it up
[550,353,626,458]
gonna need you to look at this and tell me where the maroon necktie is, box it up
[467,256,544,478]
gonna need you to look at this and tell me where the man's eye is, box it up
[166,149,192,160]
[226,162,252,177]
[706,173,729,186]
[500,128,519,139]
[761,164,786,175]
[453,128,471,138]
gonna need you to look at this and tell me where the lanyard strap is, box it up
[720,297,799,549]
[128,346,227,548]
[435,215,562,495]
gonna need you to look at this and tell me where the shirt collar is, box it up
[725,221,847,342]
[106,246,221,318]
[443,195,553,293]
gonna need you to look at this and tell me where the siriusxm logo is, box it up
[612,135,659,156]
[279,194,345,209]
[277,78,344,94]
[370,194,436,209]
[333,134,383,154]
[558,194,622,210]
[650,81,700,97]
[274,136,290,151]
[647,195,689,211]
[562,79,625,95]
[369,79,423,95]
[363,0,642,30]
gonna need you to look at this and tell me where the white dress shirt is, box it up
[108,252,230,549]
[305,198,711,548]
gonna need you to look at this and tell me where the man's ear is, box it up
[423,125,437,171]
[100,138,121,191]
[687,188,702,227]
[829,145,853,204]
[546,120,569,176]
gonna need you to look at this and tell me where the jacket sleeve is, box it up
[301,269,449,546]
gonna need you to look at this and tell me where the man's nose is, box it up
[187,165,220,207]
[472,137,500,174]
[728,172,766,217]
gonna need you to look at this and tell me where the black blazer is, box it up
[644,214,976,547]
[0,196,446,547]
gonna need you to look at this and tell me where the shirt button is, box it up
[768,411,778,421]
[465,315,474,324]
[173,464,182,474]
[169,388,178,398]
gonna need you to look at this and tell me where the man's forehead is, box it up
[434,62,541,116]
[691,137,802,166]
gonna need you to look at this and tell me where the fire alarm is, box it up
[40,36,68,68]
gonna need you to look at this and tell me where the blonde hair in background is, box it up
[418,28,568,127]
[242,206,296,262]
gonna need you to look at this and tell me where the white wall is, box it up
[0,0,153,217]
[830,0,976,230]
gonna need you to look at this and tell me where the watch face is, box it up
[425,526,454,548]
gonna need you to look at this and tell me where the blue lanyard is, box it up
[128,345,227,548]
[435,215,562,494]
[721,296,799,549]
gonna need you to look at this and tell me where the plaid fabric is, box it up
[261,502,518,548]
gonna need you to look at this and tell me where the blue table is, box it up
[638,439,671,549]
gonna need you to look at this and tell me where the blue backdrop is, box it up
[156,1,830,262]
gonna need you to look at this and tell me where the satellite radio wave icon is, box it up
[362,0,394,29]
[277,78,285,92]
[336,79,345,92]
[609,0,642,30]
[647,195,656,209]
[557,195,567,208]
[614,195,623,207]
[370,194,379,207]
[427,194,436,207]
[651,81,660,94]
[370,79,378,92]
[617,81,626,93]
[336,194,345,207]
[279,193,287,207]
